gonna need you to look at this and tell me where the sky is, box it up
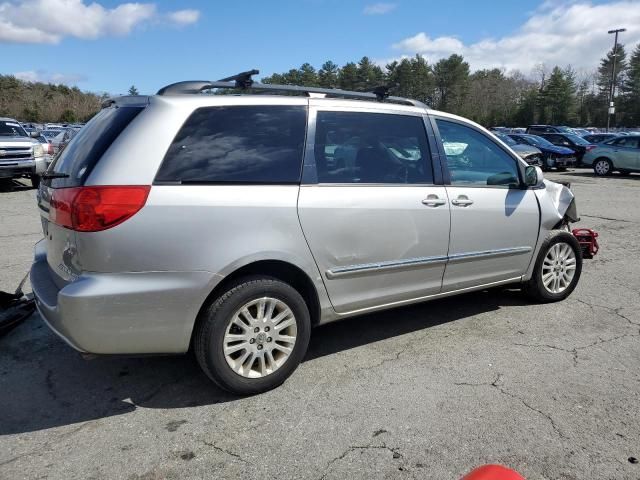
[2,0,640,95]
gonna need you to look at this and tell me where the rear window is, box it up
[155,105,307,184]
[45,106,143,188]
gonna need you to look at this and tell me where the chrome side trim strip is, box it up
[325,246,532,279]
[326,255,448,279]
[447,246,532,263]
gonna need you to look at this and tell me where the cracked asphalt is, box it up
[1,171,639,480]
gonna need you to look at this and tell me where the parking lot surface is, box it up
[1,171,639,480]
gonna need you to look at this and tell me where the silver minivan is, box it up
[31,75,583,394]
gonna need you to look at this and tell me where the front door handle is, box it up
[422,194,447,207]
[451,195,474,207]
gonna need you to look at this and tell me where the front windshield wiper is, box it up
[41,172,70,179]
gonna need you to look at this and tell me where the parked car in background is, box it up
[537,133,597,165]
[508,133,577,171]
[0,117,46,187]
[572,128,591,137]
[41,129,62,140]
[582,135,640,176]
[526,125,575,135]
[34,134,54,165]
[495,133,543,166]
[50,128,79,154]
[583,133,619,144]
[31,77,584,395]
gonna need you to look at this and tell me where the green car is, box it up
[582,135,640,176]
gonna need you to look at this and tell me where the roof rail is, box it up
[156,70,427,108]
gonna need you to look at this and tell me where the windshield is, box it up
[524,135,555,148]
[557,126,574,134]
[0,120,28,137]
[496,133,517,146]
[565,133,590,145]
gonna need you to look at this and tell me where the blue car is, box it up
[508,133,577,171]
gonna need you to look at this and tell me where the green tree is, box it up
[128,85,139,95]
[338,62,358,90]
[625,43,640,125]
[59,109,77,123]
[433,54,470,113]
[355,56,384,90]
[298,63,319,86]
[318,61,339,88]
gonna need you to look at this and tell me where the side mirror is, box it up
[524,165,543,187]
[30,131,40,138]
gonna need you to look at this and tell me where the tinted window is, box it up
[437,119,519,187]
[314,111,432,184]
[612,137,640,148]
[525,135,555,148]
[47,106,143,188]
[496,133,517,146]
[156,106,306,184]
[565,133,589,145]
[0,120,27,137]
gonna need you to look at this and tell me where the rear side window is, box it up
[156,106,307,184]
[313,111,433,184]
[46,106,143,188]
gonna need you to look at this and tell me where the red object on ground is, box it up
[572,228,600,259]
[462,464,525,480]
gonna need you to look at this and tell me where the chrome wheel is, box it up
[541,242,577,294]
[223,297,297,379]
[594,159,611,176]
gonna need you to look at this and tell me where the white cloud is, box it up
[390,1,640,73]
[14,70,87,85]
[363,2,396,15]
[0,0,200,44]
[166,9,200,26]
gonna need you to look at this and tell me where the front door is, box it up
[610,136,640,170]
[298,107,450,314]
[434,118,540,291]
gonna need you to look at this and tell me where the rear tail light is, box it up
[50,186,150,232]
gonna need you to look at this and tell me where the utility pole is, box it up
[607,28,626,132]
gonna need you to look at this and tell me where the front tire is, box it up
[194,276,311,395]
[524,231,582,303]
[593,158,613,176]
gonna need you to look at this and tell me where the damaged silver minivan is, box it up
[31,73,588,394]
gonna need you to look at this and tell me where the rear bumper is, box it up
[30,240,221,354]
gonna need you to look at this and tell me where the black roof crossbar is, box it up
[156,71,427,108]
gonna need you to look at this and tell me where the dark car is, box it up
[508,133,577,171]
[537,133,597,165]
[526,125,575,135]
[583,133,619,144]
[494,133,543,166]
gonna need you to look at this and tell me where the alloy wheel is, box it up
[541,242,577,294]
[594,160,610,176]
[223,297,297,378]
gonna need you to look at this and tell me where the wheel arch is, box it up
[191,259,323,347]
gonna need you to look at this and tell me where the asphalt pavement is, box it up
[0,171,639,480]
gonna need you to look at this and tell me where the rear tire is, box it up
[593,158,612,176]
[194,276,311,395]
[524,231,582,303]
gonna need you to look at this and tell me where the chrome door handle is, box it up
[451,196,473,207]
[422,195,447,207]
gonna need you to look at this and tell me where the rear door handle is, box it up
[422,195,447,207]
[451,195,473,207]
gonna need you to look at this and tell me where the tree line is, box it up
[2,43,640,127]
[0,75,105,123]
[262,44,640,128]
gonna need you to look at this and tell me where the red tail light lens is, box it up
[50,186,150,232]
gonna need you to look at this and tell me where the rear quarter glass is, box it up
[45,106,143,189]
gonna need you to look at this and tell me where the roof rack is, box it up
[156,70,427,108]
